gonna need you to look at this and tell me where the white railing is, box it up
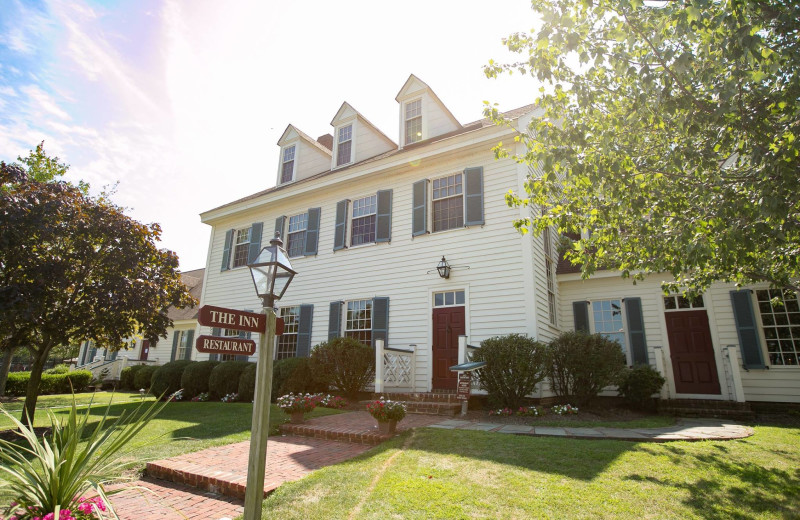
[651,345,671,399]
[721,345,746,402]
[374,339,415,392]
[76,355,157,382]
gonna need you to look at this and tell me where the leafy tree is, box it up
[0,163,195,422]
[485,0,799,294]
[0,143,86,396]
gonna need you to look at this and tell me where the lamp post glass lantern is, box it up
[249,234,296,306]
[437,256,451,279]
[243,232,295,520]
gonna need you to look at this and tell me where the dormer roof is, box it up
[330,101,396,147]
[395,74,461,130]
[277,124,333,157]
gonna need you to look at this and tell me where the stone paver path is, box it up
[429,417,754,442]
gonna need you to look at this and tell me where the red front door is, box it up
[139,340,150,361]
[665,310,721,394]
[432,306,465,390]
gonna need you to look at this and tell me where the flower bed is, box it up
[276,393,318,414]
[366,397,406,422]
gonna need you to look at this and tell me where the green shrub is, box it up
[150,360,193,399]
[616,365,666,409]
[208,361,252,400]
[471,334,549,409]
[310,337,374,399]
[119,365,146,390]
[238,363,258,402]
[547,331,627,406]
[3,371,93,396]
[272,357,328,399]
[44,364,70,375]
[181,360,219,399]
[133,365,158,392]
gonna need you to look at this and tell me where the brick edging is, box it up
[145,461,252,500]
[279,423,392,445]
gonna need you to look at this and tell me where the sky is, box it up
[0,0,541,270]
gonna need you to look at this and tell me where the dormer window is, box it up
[281,145,296,183]
[336,124,353,166]
[405,99,422,144]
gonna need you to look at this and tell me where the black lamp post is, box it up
[436,256,451,279]
[243,233,295,520]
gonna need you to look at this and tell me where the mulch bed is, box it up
[462,406,658,425]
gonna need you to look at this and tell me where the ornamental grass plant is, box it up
[0,395,167,519]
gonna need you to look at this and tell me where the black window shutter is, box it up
[333,200,348,251]
[573,301,590,333]
[624,297,648,365]
[297,304,314,357]
[221,229,234,271]
[274,216,286,241]
[328,301,342,340]
[248,222,263,263]
[464,166,484,226]
[730,290,767,369]
[183,330,194,360]
[372,297,390,346]
[210,327,221,361]
[304,208,321,256]
[412,179,428,237]
[170,332,180,362]
[376,190,393,243]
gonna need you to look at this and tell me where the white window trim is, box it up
[347,193,378,248]
[286,212,308,258]
[432,290,466,308]
[333,121,356,169]
[231,226,252,269]
[278,143,298,184]
[542,226,558,326]
[176,330,191,361]
[587,299,632,365]
[429,172,465,233]
[401,97,424,147]
[276,306,300,360]
[343,299,373,347]
[753,289,800,368]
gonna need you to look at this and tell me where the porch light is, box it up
[248,233,297,307]
[436,256,451,279]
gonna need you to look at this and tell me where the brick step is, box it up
[371,391,460,404]
[279,422,389,446]
[363,397,461,416]
[659,407,756,421]
[660,399,753,411]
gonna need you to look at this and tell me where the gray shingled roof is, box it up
[204,104,535,215]
[167,268,205,321]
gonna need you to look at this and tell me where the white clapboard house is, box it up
[194,74,799,409]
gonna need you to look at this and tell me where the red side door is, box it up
[666,310,721,394]
[432,306,465,390]
[139,340,150,361]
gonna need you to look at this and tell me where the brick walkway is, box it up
[110,477,243,520]
[281,410,444,445]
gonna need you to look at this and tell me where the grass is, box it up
[0,391,150,415]
[261,423,800,519]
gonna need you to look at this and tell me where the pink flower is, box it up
[43,513,54,520]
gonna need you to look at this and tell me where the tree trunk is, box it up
[21,348,50,426]
[0,348,13,396]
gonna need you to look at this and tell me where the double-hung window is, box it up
[219,329,241,361]
[432,173,463,232]
[276,306,300,360]
[345,299,373,347]
[281,145,296,183]
[231,227,252,268]
[405,99,422,144]
[351,195,377,246]
[756,289,800,365]
[286,213,308,258]
[592,299,627,355]
[177,331,191,361]
[542,225,557,326]
[336,125,352,166]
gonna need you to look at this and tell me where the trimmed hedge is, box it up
[119,365,146,390]
[272,357,327,398]
[238,363,258,402]
[134,365,159,392]
[209,361,252,400]
[471,334,549,409]
[181,361,219,399]
[547,331,627,406]
[4,370,93,397]
[310,337,373,399]
[616,365,666,409]
[151,360,193,399]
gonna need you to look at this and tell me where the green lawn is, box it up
[0,391,151,418]
[262,424,800,519]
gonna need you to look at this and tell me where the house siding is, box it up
[201,140,533,390]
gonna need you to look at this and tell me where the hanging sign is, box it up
[195,335,257,356]
[198,305,265,333]
[456,372,472,401]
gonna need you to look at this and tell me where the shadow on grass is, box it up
[625,443,800,519]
